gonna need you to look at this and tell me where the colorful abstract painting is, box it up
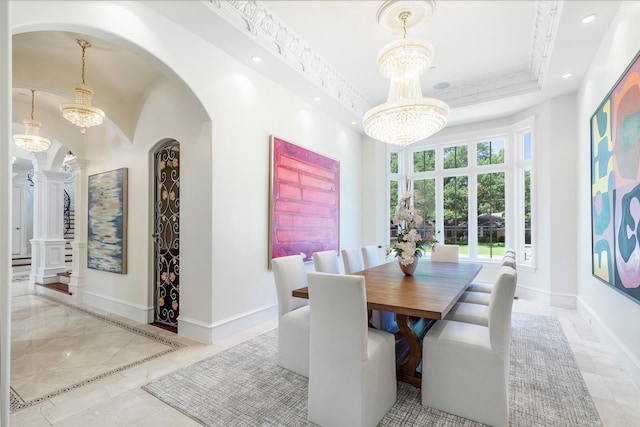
[269,136,339,264]
[591,51,640,304]
[88,168,128,274]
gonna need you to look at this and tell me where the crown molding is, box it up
[208,0,372,117]
[208,0,561,115]
[433,0,561,108]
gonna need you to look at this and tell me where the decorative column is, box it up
[30,153,69,285]
[66,158,86,298]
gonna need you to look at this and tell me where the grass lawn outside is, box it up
[451,243,506,257]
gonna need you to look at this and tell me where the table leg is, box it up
[396,314,422,388]
[394,315,435,387]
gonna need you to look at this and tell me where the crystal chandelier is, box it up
[13,89,52,152]
[60,39,105,133]
[363,6,449,147]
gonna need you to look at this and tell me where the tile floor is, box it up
[8,271,640,427]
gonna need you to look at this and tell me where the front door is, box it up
[153,140,180,330]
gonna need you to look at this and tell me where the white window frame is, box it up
[387,118,535,268]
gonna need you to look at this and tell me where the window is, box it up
[518,130,533,263]
[443,175,469,246]
[414,178,436,241]
[391,121,533,265]
[476,140,506,259]
[443,145,468,169]
[389,151,401,239]
[477,172,505,258]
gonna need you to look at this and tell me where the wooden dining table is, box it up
[292,259,482,387]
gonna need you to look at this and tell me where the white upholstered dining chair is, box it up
[312,250,341,274]
[361,245,396,332]
[361,245,380,269]
[430,244,460,263]
[307,272,397,427]
[271,255,310,377]
[342,247,365,274]
[446,262,517,327]
[422,266,517,427]
[465,252,517,297]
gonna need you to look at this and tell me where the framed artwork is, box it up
[269,136,340,265]
[88,167,128,274]
[591,50,640,304]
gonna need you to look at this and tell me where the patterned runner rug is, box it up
[143,312,602,426]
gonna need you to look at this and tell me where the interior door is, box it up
[12,185,24,255]
[153,140,180,330]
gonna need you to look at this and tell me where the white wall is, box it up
[12,1,363,344]
[360,135,388,258]
[576,1,640,388]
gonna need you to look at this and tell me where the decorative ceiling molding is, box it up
[433,0,562,108]
[208,0,372,117]
[529,0,562,85]
[208,0,562,115]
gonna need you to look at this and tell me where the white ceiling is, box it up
[10,0,622,150]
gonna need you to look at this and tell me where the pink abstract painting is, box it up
[270,136,339,263]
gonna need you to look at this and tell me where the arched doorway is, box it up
[153,140,180,331]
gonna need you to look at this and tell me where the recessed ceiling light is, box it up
[562,73,573,79]
[251,56,262,63]
[313,97,321,101]
[582,14,597,24]
[351,121,357,125]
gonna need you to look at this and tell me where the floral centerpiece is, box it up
[387,190,438,270]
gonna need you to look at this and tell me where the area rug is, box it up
[143,313,602,426]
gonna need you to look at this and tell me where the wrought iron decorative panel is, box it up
[154,141,180,327]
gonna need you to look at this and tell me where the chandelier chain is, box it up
[76,39,92,85]
[81,44,86,84]
[399,11,410,39]
[30,89,35,120]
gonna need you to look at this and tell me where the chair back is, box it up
[307,272,368,364]
[501,255,516,269]
[431,244,460,263]
[361,245,380,269]
[272,255,308,316]
[342,247,365,274]
[488,265,517,355]
[312,250,341,274]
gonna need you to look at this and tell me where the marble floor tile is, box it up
[8,274,639,426]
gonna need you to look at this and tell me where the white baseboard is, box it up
[577,297,640,390]
[515,284,576,308]
[179,304,277,345]
[82,291,153,324]
[549,291,577,309]
[34,284,75,305]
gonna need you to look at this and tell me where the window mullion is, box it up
[468,172,478,259]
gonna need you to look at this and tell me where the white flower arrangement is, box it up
[387,190,438,266]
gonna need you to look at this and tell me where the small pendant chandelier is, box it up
[60,39,105,133]
[13,89,51,152]
[363,2,449,147]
